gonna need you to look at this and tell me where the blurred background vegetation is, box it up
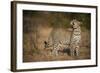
[23,10,91,33]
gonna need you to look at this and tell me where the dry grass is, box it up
[23,27,90,62]
[23,47,90,62]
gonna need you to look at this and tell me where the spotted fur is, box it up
[70,19,81,56]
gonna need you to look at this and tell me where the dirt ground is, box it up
[23,47,90,62]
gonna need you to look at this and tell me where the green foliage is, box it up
[69,13,91,30]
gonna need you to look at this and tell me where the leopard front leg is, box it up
[75,46,79,56]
